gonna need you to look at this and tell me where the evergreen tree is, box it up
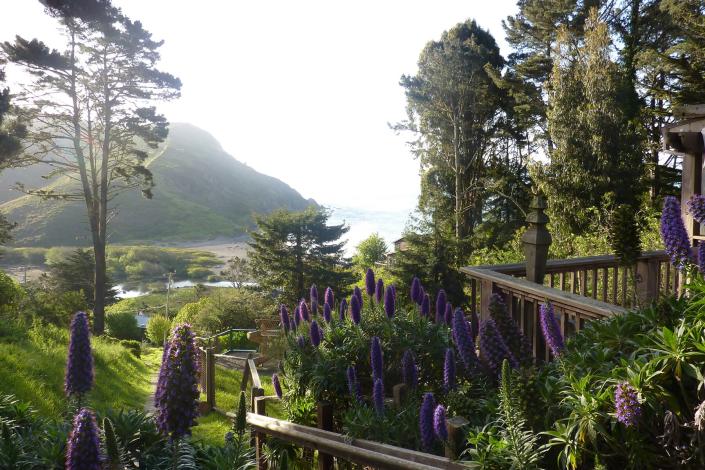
[248,207,355,306]
[2,0,180,333]
[48,249,118,308]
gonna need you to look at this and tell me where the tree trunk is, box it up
[453,119,463,242]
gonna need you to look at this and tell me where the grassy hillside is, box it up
[1,123,313,246]
[0,321,160,418]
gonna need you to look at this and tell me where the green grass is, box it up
[0,321,160,418]
[191,364,283,446]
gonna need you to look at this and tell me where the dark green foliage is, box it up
[249,207,355,306]
[48,249,118,308]
[234,391,247,437]
[105,311,141,341]
[609,203,643,266]
[118,339,141,357]
[102,417,123,469]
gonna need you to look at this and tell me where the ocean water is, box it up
[328,206,412,255]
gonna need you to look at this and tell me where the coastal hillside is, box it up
[0,123,313,246]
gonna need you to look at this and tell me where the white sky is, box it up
[1,0,517,213]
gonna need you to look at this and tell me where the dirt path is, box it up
[143,371,159,414]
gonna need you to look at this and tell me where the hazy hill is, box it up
[0,123,313,246]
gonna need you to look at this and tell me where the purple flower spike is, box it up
[293,306,301,327]
[339,298,348,321]
[310,284,319,303]
[373,378,384,415]
[299,300,310,322]
[279,305,290,333]
[444,302,453,325]
[470,310,480,342]
[688,195,705,225]
[65,311,94,397]
[661,196,693,270]
[411,277,422,304]
[433,405,448,441]
[419,393,436,451]
[370,336,383,381]
[452,308,478,372]
[66,408,101,470]
[384,286,395,319]
[296,335,305,348]
[401,349,418,389]
[347,366,362,402]
[365,268,376,297]
[615,382,641,427]
[325,287,334,309]
[350,295,361,325]
[375,278,384,303]
[435,290,447,323]
[418,286,426,306]
[420,293,430,317]
[479,318,518,375]
[699,243,705,274]
[354,286,364,309]
[444,348,456,392]
[310,320,321,347]
[155,323,200,439]
[539,302,565,356]
[323,303,332,323]
[272,373,283,398]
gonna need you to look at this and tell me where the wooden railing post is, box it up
[317,401,334,470]
[445,416,469,460]
[206,347,216,410]
[254,396,267,470]
[392,384,408,407]
[250,386,264,447]
[522,193,552,284]
[635,258,659,305]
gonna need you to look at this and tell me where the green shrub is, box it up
[173,297,220,335]
[119,339,141,357]
[105,310,141,340]
[146,315,172,345]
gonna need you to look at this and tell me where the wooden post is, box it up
[250,386,264,447]
[392,383,408,407]
[479,278,494,322]
[445,416,469,460]
[206,347,216,410]
[254,396,267,470]
[317,401,334,470]
[635,258,659,305]
[522,193,552,284]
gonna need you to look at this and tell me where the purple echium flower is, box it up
[350,295,361,325]
[370,336,383,381]
[375,278,384,303]
[354,286,363,307]
[310,284,319,304]
[452,308,478,371]
[615,382,641,427]
[323,303,332,323]
[293,306,301,327]
[489,293,530,365]
[272,373,283,398]
[419,393,436,451]
[373,378,384,415]
[699,243,705,274]
[433,405,448,441]
[384,286,395,319]
[401,350,418,389]
[310,320,321,347]
[280,305,290,333]
[444,348,456,392]
[435,290,447,323]
[479,318,518,375]
[155,323,199,439]
[347,366,362,402]
[539,302,565,356]
[661,196,693,270]
[296,335,305,348]
[418,286,426,306]
[444,302,453,325]
[365,268,376,297]
[339,298,348,321]
[410,277,422,304]
[66,407,101,470]
[65,311,94,397]
[688,195,705,225]
[324,287,335,311]
[299,300,310,322]
[420,293,430,317]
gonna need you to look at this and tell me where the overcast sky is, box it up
[1,0,517,214]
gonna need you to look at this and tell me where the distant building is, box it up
[385,237,408,266]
